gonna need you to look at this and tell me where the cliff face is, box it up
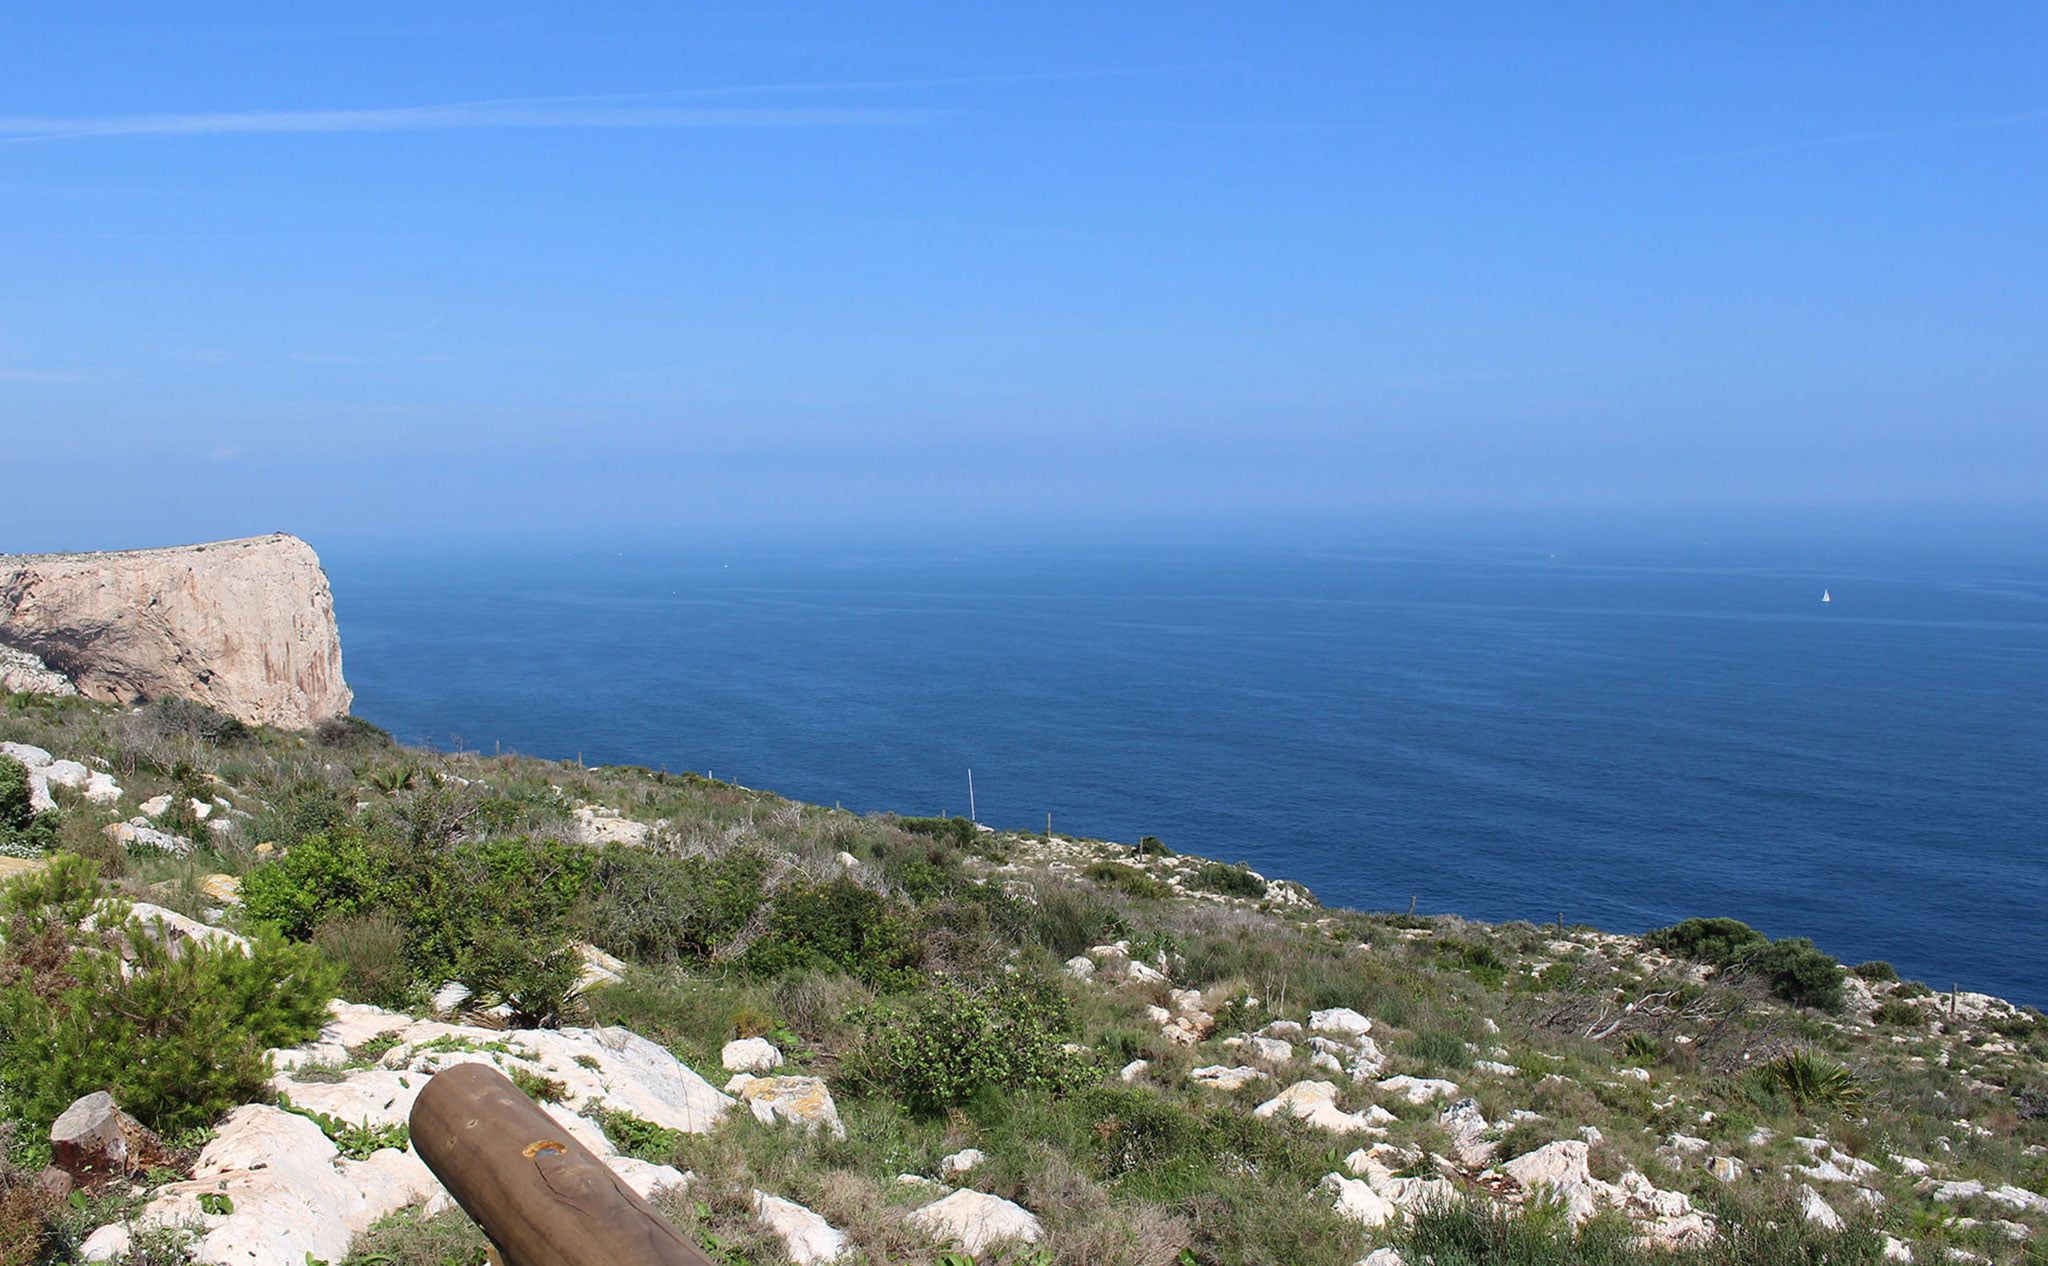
[0,534,350,729]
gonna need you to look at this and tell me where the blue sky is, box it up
[3,4,2044,550]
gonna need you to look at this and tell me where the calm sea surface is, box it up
[327,538,2048,1005]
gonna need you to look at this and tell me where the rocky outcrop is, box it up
[0,534,349,729]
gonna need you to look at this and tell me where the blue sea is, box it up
[326,534,2048,1006]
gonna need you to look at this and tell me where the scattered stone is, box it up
[1708,1156,1744,1183]
[722,1037,785,1074]
[1800,1185,1845,1231]
[1438,1097,1497,1166]
[754,1191,850,1264]
[1376,1075,1459,1105]
[1323,1173,1398,1227]
[104,819,193,856]
[199,874,242,905]
[1190,1065,1267,1092]
[573,942,629,992]
[726,1075,846,1140]
[1118,1059,1150,1083]
[1255,1081,1394,1135]
[1064,955,1096,980]
[571,806,655,847]
[1311,1007,1373,1037]
[908,1189,1043,1255]
[940,1148,987,1178]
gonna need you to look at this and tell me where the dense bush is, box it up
[1085,860,1171,899]
[1191,862,1267,899]
[1850,959,1898,982]
[743,878,920,988]
[1642,917,1767,965]
[1870,998,1925,1027]
[312,714,395,750]
[576,846,768,963]
[1737,937,1846,1012]
[1643,918,1844,1011]
[849,980,1095,1113]
[896,815,979,848]
[240,828,382,938]
[0,855,336,1134]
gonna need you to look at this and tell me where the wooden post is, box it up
[410,1063,712,1266]
[1408,895,1417,916]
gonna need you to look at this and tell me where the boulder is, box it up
[573,941,629,992]
[1376,1075,1459,1105]
[41,759,90,790]
[1322,1173,1398,1227]
[1118,1059,1150,1083]
[754,1191,850,1264]
[199,874,242,905]
[725,1075,846,1140]
[570,806,654,847]
[0,643,76,696]
[49,1092,157,1180]
[1190,1065,1267,1091]
[940,1148,987,1178]
[104,820,193,857]
[82,772,121,805]
[908,1189,1043,1255]
[721,1037,785,1074]
[0,534,351,728]
[1255,1081,1394,1135]
[1800,1185,1845,1231]
[1311,1007,1372,1037]
[1438,1097,1496,1166]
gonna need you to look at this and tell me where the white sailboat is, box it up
[1821,588,1832,604]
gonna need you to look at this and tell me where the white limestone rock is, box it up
[725,1075,846,1140]
[909,1189,1043,1255]
[722,1037,785,1074]
[1190,1065,1267,1091]
[1323,1173,1399,1227]
[1376,1075,1459,1105]
[755,1191,850,1264]
[1311,1007,1373,1037]
[940,1148,988,1178]
[1255,1081,1394,1136]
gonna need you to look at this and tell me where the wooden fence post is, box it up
[410,1062,713,1266]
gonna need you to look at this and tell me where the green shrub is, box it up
[1026,884,1126,959]
[1134,835,1173,858]
[313,715,395,750]
[849,980,1095,1114]
[313,912,414,1010]
[1191,862,1267,899]
[0,758,53,859]
[1870,998,1925,1028]
[1850,960,1898,982]
[1435,938,1507,989]
[576,846,767,963]
[1893,980,1932,999]
[1084,860,1170,899]
[743,878,919,988]
[1620,1032,1663,1065]
[897,815,979,849]
[241,829,383,938]
[0,855,337,1134]
[1738,937,1845,1012]
[1641,917,1766,965]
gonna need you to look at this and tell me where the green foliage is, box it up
[1134,835,1173,858]
[1190,862,1267,899]
[0,758,53,858]
[1084,860,1171,899]
[1025,883,1126,959]
[897,815,979,848]
[1644,918,1844,1010]
[313,912,414,1010]
[1641,917,1767,965]
[1738,937,1846,1012]
[850,980,1096,1114]
[508,1066,567,1103]
[742,878,918,988]
[0,857,337,1134]
[1893,980,1932,999]
[1402,1027,1474,1072]
[279,1094,410,1159]
[1756,1050,1864,1113]
[1851,959,1898,982]
[1871,998,1925,1027]
[590,1108,682,1162]
[1435,937,1507,989]
[241,829,383,938]
[313,714,396,751]
[1619,1032,1662,1065]
[576,846,768,963]
[1405,1197,1885,1266]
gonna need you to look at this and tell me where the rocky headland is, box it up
[0,535,350,730]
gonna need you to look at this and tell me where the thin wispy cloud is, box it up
[1676,106,2048,164]
[0,67,1204,145]
[0,92,939,144]
[0,368,85,383]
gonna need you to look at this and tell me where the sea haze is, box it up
[327,535,2048,1006]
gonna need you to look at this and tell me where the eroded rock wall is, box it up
[0,534,350,728]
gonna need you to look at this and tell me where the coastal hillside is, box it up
[1,693,2044,1266]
